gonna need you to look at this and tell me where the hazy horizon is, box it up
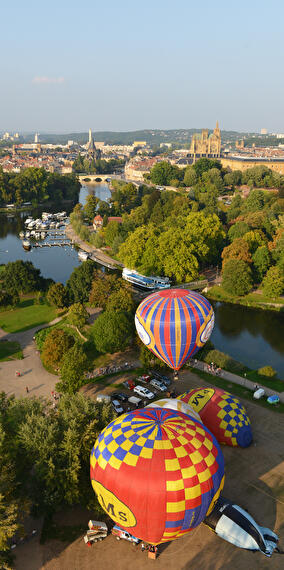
[1,0,284,133]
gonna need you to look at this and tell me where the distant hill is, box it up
[20,129,252,146]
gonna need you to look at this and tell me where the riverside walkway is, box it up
[189,359,284,403]
[65,225,123,270]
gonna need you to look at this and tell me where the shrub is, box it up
[257,366,277,378]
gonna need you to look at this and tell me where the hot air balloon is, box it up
[135,289,214,373]
[178,387,252,448]
[90,407,224,545]
[146,398,201,423]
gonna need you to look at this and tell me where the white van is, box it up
[253,388,265,400]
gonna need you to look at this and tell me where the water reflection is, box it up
[211,302,284,377]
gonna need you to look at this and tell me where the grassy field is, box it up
[0,340,23,361]
[0,298,57,333]
[207,285,284,310]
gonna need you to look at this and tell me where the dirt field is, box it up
[15,369,284,570]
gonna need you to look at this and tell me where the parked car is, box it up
[122,379,135,390]
[133,385,155,400]
[111,392,128,402]
[150,371,171,386]
[128,396,143,408]
[112,400,124,414]
[253,388,265,400]
[150,378,167,392]
[111,525,140,544]
[139,374,151,383]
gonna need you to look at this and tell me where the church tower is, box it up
[86,128,101,160]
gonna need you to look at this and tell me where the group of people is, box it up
[141,543,158,557]
[85,362,135,380]
[206,362,222,376]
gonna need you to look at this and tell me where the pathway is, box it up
[0,318,62,399]
[65,225,123,269]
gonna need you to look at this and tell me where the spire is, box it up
[88,128,92,144]
[216,120,219,130]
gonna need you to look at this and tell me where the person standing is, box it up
[25,386,29,393]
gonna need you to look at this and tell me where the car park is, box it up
[112,400,124,414]
[150,371,171,386]
[111,392,128,402]
[122,379,135,390]
[150,378,167,392]
[111,525,140,544]
[133,385,155,399]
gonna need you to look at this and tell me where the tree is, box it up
[83,194,99,222]
[68,303,89,329]
[42,329,74,370]
[243,230,267,253]
[2,260,44,294]
[106,287,135,313]
[66,259,96,303]
[0,291,18,308]
[222,238,252,269]
[228,221,249,242]
[184,166,198,187]
[91,310,133,353]
[150,161,183,186]
[242,190,265,213]
[89,271,127,309]
[252,246,271,281]
[47,282,68,308]
[104,220,121,247]
[193,158,222,178]
[262,266,284,298]
[222,259,253,296]
[58,343,88,393]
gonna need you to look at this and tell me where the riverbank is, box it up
[65,224,123,270]
[207,284,284,312]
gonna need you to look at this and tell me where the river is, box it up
[0,183,283,377]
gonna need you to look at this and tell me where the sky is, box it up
[1,0,284,133]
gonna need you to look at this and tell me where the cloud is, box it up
[32,76,65,84]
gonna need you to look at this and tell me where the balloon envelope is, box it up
[178,387,252,447]
[90,407,224,544]
[146,398,201,423]
[135,289,214,370]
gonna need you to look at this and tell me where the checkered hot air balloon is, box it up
[178,387,252,448]
[90,407,225,545]
[135,289,214,370]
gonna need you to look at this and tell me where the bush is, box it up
[222,259,253,296]
[42,329,75,370]
[91,310,133,353]
[258,365,277,378]
[35,327,51,350]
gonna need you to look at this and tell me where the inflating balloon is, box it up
[178,387,252,447]
[90,407,224,544]
[146,398,201,423]
[135,289,214,371]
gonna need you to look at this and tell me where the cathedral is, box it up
[189,121,221,160]
[86,128,101,160]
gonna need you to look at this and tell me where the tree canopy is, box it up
[91,310,133,353]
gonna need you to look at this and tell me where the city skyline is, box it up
[1,0,284,132]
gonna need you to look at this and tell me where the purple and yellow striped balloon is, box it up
[135,289,214,370]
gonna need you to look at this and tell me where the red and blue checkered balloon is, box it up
[135,289,214,370]
[90,407,224,544]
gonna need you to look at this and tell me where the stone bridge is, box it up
[78,174,115,183]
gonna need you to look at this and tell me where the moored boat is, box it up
[19,231,25,238]
[22,239,31,251]
[78,250,89,261]
[122,268,170,290]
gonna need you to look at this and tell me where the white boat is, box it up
[30,230,36,237]
[122,268,170,290]
[19,231,25,238]
[25,231,30,238]
[56,211,67,219]
[22,239,31,251]
[25,217,33,225]
[50,222,56,228]
[40,222,49,230]
[35,232,41,239]
[28,221,36,229]
[78,250,89,261]
[40,231,46,239]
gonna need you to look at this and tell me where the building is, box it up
[125,157,160,181]
[86,128,101,160]
[189,122,221,160]
[261,128,268,135]
[93,215,103,230]
[34,133,39,143]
